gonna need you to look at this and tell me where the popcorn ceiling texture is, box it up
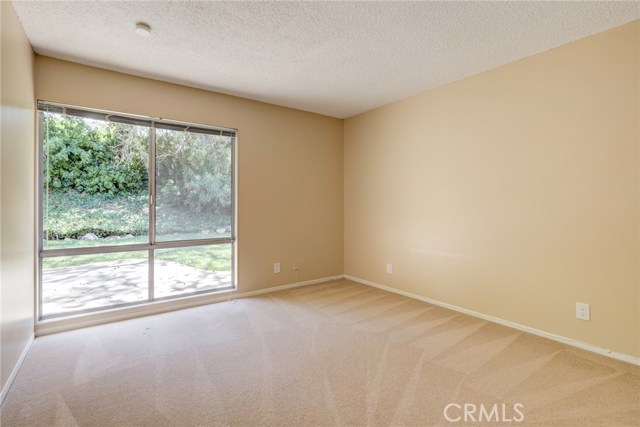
[10,1,640,118]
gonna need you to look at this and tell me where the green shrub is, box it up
[42,115,148,195]
[156,130,231,215]
[43,190,149,240]
[43,190,231,241]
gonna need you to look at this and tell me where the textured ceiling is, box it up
[11,1,640,118]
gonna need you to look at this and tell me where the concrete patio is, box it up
[42,259,232,316]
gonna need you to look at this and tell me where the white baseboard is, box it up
[235,275,345,298]
[31,272,638,376]
[36,275,344,336]
[344,275,640,366]
[1,333,35,405]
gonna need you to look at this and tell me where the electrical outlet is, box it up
[293,260,300,271]
[274,262,280,274]
[386,263,393,274]
[576,302,590,321]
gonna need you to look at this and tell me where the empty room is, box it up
[1,1,639,426]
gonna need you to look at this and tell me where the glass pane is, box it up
[41,252,149,317]
[155,128,232,242]
[154,244,232,299]
[41,111,149,249]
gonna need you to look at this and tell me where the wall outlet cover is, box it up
[576,302,590,321]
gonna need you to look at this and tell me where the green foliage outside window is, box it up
[42,114,232,240]
[43,115,148,195]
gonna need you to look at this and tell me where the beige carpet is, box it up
[1,279,638,426]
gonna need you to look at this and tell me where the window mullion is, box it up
[148,126,157,301]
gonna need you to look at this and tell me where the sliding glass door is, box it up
[38,102,235,318]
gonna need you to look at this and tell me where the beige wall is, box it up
[344,21,640,357]
[1,2,36,392]
[34,56,344,292]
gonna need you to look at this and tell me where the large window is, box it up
[38,102,236,318]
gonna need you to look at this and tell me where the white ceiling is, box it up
[11,1,640,118]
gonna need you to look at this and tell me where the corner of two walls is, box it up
[343,20,640,358]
